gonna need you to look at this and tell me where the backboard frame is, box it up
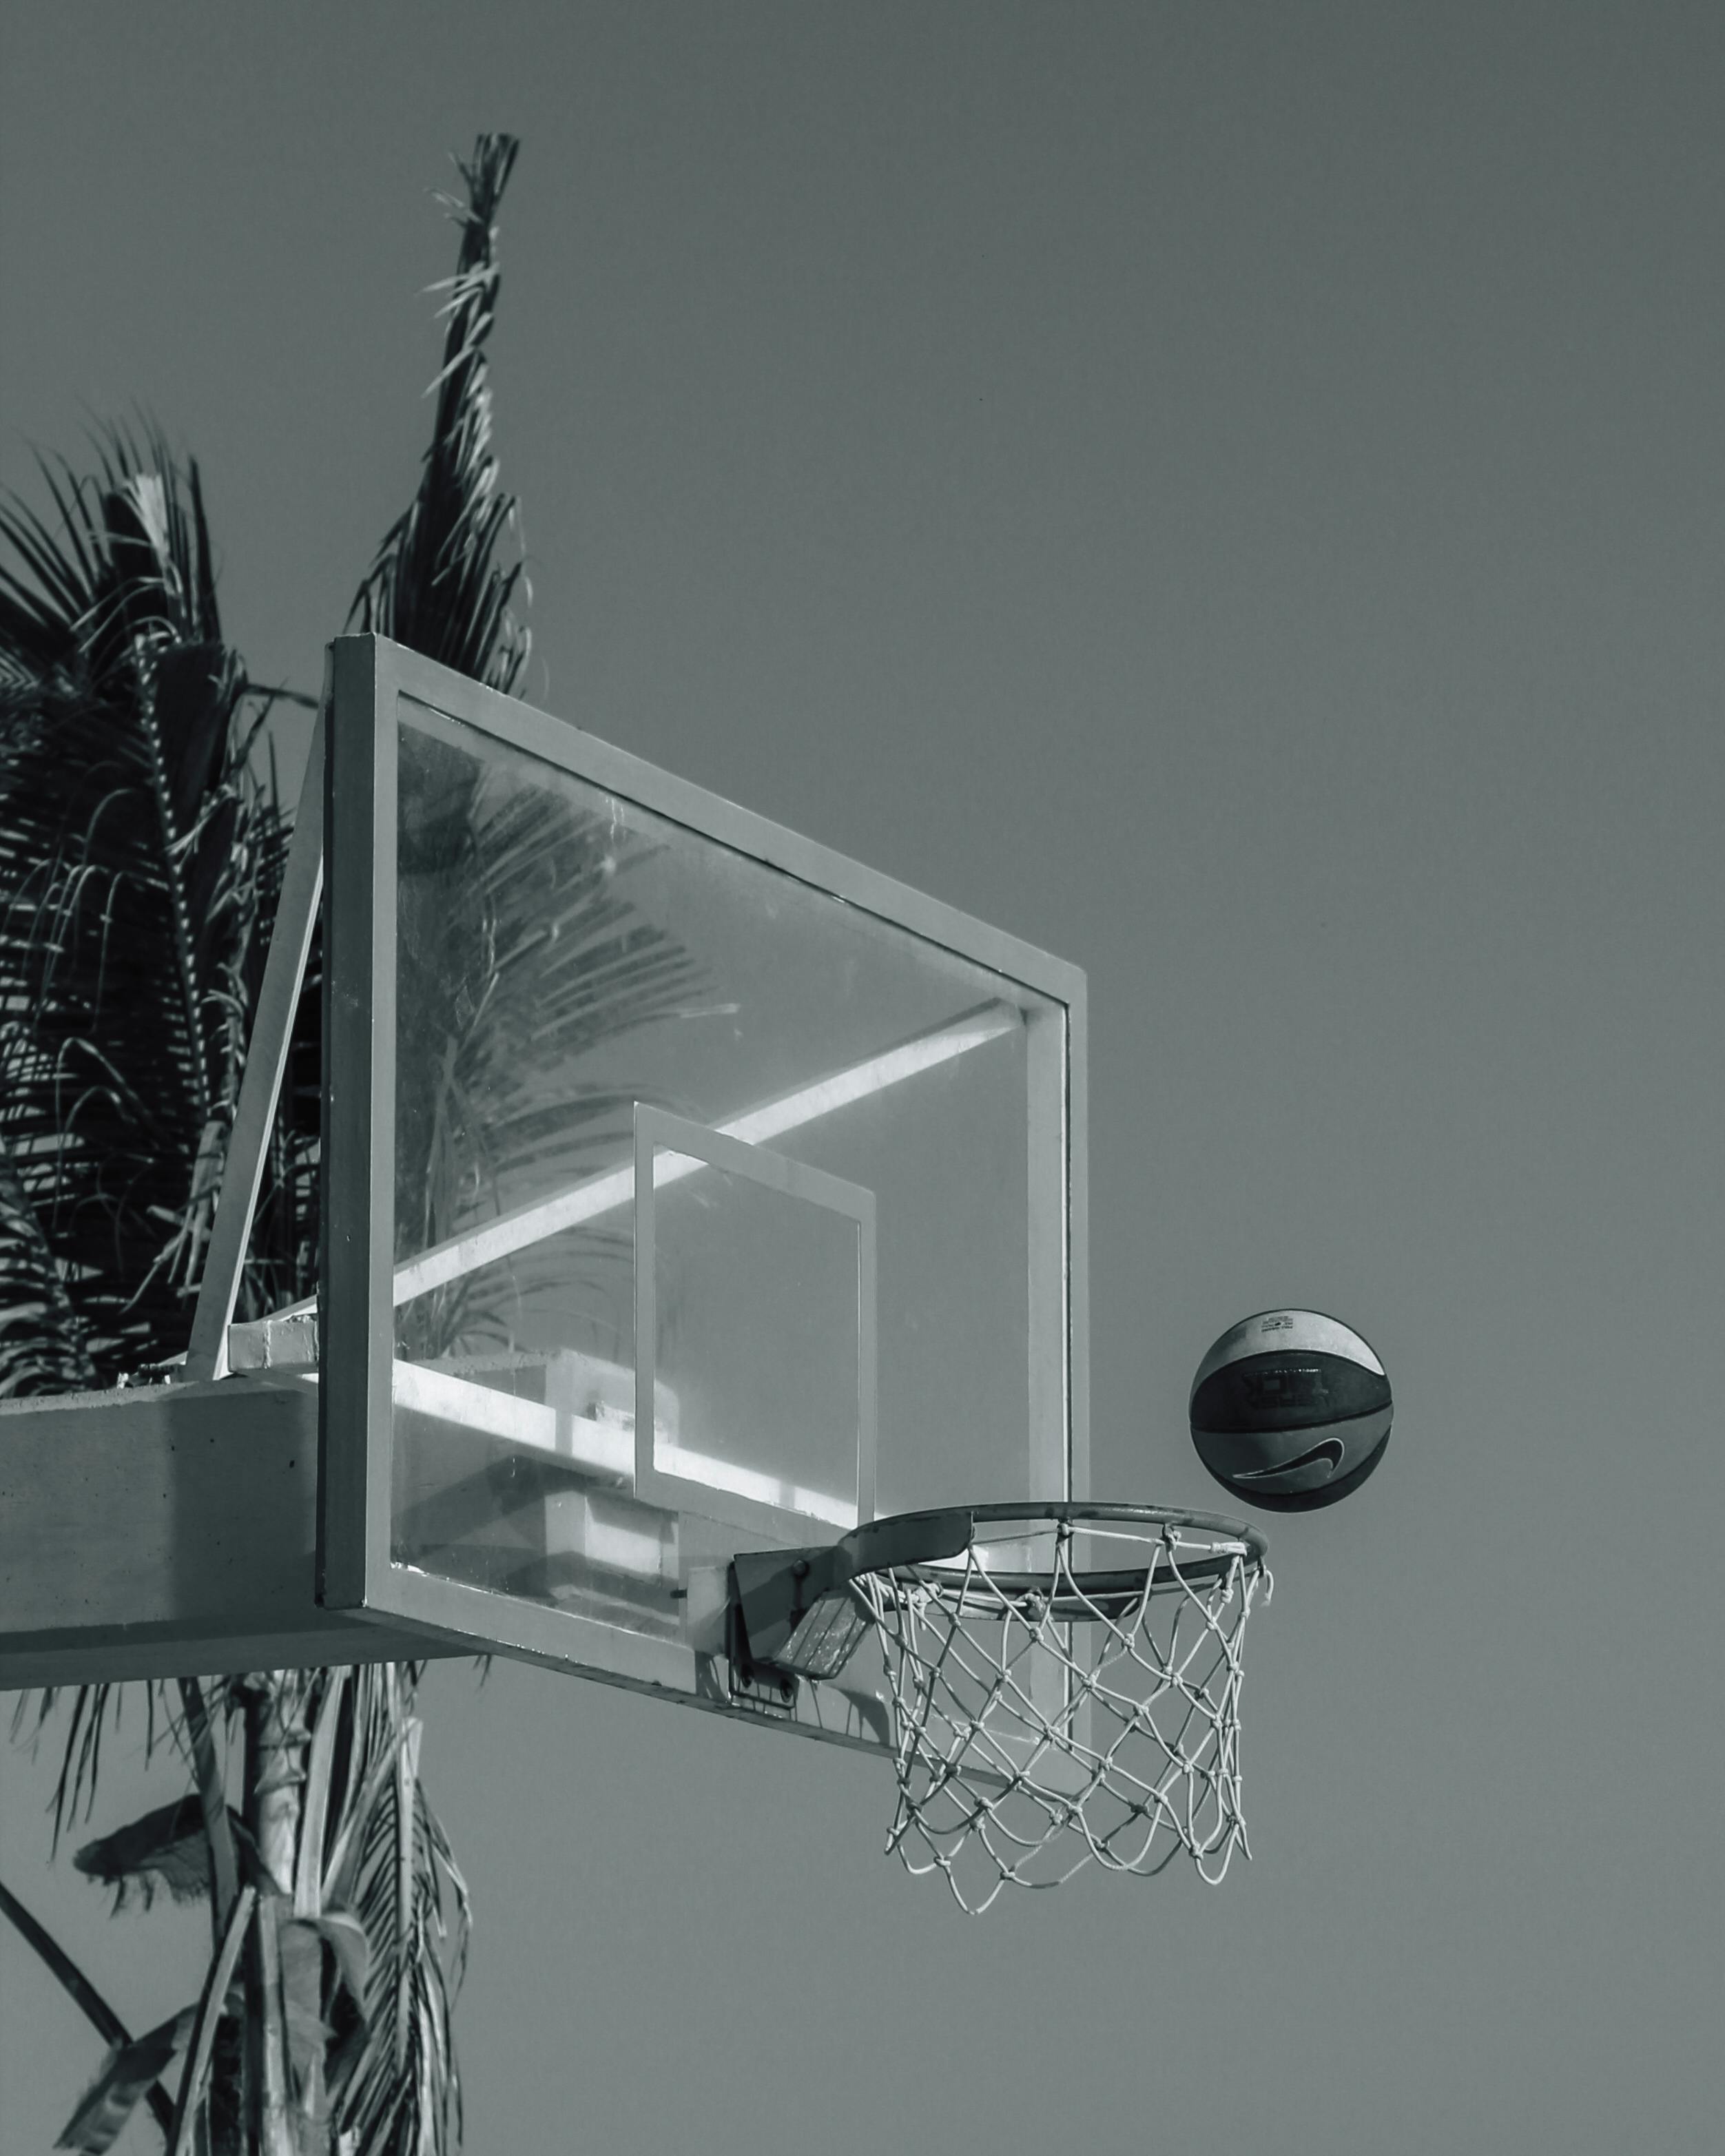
[314,634,1089,1727]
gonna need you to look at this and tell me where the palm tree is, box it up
[0,135,537,2156]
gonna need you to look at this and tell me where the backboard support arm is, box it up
[182,697,328,1384]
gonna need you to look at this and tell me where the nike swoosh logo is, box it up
[1233,1437,1345,1482]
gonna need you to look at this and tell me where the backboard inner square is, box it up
[633,1110,876,1542]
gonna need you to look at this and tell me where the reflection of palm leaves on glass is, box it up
[393,745,704,1365]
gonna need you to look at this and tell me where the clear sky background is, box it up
[3,4,1722,2151]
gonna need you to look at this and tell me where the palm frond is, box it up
[178,1677,241,1934]
[9,1681,170,1848]
[306,1666,468,2156]
[0,1126,96,1393]
[167,1881,257,2156]
[349,134,529,694]
[73,1794,236,1909]
[0,426,307,1380]
[54,2006,194,2155]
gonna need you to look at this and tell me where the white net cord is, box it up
[857,1519,1272,1914]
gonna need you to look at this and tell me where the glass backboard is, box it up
[318,637,1087,1750]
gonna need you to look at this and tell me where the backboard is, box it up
[302,637,1086,1749]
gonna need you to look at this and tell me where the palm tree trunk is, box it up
[243,1677,306,2156]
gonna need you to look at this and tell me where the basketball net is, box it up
[854,1515,1271,1914]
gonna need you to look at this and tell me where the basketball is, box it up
[1189,1309,1392,1513]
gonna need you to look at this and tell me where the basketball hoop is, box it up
[851,1504,1272,1911]
[839,1504,1270,1912]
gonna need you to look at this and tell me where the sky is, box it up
[3,3,1723,2151]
